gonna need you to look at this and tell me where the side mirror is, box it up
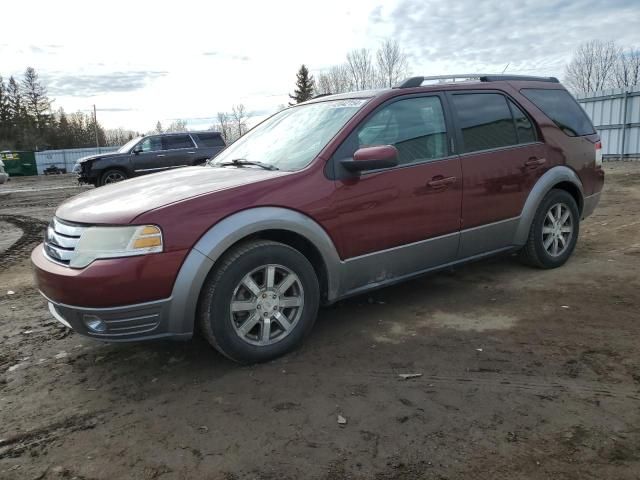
[132,146,142,155]
[340,145,399,172]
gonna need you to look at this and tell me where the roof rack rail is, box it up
[394,74,559,89]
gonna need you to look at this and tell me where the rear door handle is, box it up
[157,154,166,157]
[427,176,456,189]
[524,157,546,168]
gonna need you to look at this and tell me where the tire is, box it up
[99,169,128,186]
[197,240,320,364]
[519,189,580,269]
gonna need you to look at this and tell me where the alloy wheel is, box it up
[230,264,305,346]
[103,171,126,184]
[542,202,574,257]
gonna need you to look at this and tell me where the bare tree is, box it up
[376,39,409,87]
[210,111,232,142]
[316,64,353,94]
[231,104,248,140]
[166,119,188,132]
[613,48,640,89]
[346,48,375,90]
[564,40,620,93]
[105,127,137,146]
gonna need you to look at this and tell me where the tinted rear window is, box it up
[195,132,226,147]
[451,93,517,153]
[520,88,595,137]
[163,134,194,149]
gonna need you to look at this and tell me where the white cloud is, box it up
[1,0,638,131]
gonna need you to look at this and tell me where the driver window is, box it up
[139,136,162,152]
[355,96,448,166]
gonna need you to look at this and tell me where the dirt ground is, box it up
[1,166,639,480]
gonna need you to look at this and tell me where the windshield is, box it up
[117,136,143,153]
[211,99,368,171]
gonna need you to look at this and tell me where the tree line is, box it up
[564,40,639,94]
[0,67,138,151]
[3,39,638,152]
[287,39,410,104]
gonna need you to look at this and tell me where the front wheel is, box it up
[198,240,320,363]
[519,189,580,268]
[99,169,128,186]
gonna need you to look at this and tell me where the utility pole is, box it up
[93,104,100,149]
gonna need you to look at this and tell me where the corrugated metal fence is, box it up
[35,146,119,174]
[577,86,640,160]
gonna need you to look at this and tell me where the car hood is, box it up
[76,152,122,163]
[56,166,290,224]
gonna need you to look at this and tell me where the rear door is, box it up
[448,91,547,257]
[161,134,197,168]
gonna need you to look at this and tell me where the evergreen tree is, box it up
[0,76,9,144]
[6,77,23,148]
[155,121,163,134]
[288,65,315,105]
[22,67,51,131]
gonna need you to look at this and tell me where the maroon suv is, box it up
[32,74,604,363]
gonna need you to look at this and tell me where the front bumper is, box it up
[42,291,190,342]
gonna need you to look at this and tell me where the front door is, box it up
[329,94,462,294]
[131,135,165,174]
[448,91,547,257]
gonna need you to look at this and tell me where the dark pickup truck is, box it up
[74,131,226,186]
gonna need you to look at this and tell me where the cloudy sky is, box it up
[1,0,638,132]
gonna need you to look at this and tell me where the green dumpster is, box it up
[0,151,37,176]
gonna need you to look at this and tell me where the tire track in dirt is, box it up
[0,215,48,271]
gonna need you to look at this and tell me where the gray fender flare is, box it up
[513,166,584,245]
[166,207,342,335]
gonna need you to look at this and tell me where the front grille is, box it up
[44,217,86,266]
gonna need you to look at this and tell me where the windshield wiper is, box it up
[216,158,279,171]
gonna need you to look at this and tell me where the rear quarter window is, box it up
[520,88,595,137]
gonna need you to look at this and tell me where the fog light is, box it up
[83,314,107,333]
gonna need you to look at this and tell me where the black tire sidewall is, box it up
[531,190,580,268]
[204,243,319,363]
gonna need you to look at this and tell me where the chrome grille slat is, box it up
[47,227,80,249]
[44,217,87,266]
[52,217,85,237]
[44,243,75,261]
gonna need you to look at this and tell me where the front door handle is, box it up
[524,157,546,168]
[427,175,456,189]
[157,154,166,157]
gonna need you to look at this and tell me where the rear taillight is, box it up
[595,141,602,167]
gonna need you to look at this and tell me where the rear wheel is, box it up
[198,240,320,363]
[99,169,128,186]
[520,189,580,268]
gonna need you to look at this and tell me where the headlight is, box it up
[70,225,163,268]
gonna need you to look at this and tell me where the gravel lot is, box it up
[1,165,639,479]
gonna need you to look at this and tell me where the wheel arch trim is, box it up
[167,207,342,335]
[514,166,584,245]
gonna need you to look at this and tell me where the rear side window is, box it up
[520,88,595,137]
[163,134,194,150]
[195,132,226,147]
[451,93,517,153]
